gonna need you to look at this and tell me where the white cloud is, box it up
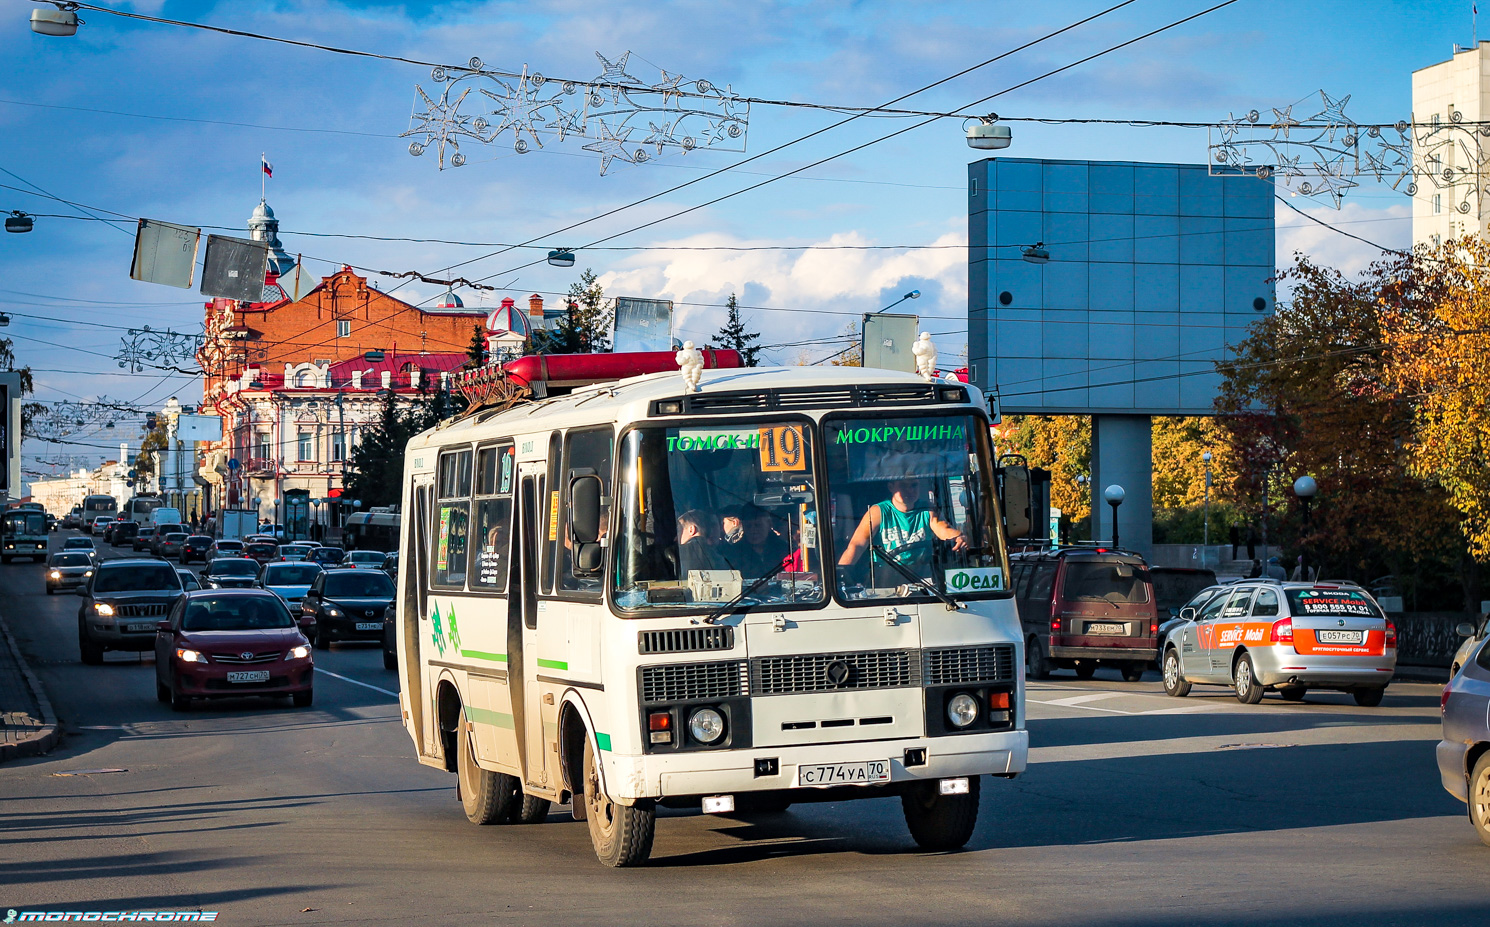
[1275,195,1411,279]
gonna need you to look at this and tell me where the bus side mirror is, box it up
[570,476,603,545]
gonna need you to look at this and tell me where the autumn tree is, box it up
[543,269,611,354]
[994,415,1091,528]
[709,294,762,366]
[829,321,861,367]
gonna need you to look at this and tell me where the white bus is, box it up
[122,493,164,525]
[395,357,1026,866]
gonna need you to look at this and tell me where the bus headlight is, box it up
[947,693,979,728]
[688,707,726,745]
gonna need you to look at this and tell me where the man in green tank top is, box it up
[837,478,967,576]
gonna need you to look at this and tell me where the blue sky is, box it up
[0,0,1472,479]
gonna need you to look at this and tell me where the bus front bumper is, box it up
[605,729,1028,803]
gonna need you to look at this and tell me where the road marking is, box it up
[316,668,397,698]
[1038,692,1126,707]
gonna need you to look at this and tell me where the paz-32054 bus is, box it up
[395,352,1027,866]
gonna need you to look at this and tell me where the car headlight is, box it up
[324,607,343,618]
[947,693,979,728]
[93,603,114,617]
[688,707,726,745]
[287,644,311,660]
[84,570,92,577]
[175,648,208,664]
[49,571,60,579]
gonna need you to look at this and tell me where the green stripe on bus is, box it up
[536,658,568,670]
[464,706,515,729]
[460,649,507,662]
[594,732,612,752]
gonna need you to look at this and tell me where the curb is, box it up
[0,610,60,762]
[1395,664,1450,685]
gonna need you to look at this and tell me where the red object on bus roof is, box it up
[501,349,743,389]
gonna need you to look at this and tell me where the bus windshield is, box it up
[3,512,46,535]
[823,413,1006,603]
[614,422,824,612]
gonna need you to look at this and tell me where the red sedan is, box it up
[154,589,313,710]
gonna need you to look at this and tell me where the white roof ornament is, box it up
[675,340,705,393]
[913,332,938,382]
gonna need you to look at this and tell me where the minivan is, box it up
[1012,547,1159,681]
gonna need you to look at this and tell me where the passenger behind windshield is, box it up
[94,565,182,593]
[614,424,823,611]
[183,596,293,631]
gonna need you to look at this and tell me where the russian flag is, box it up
[262,156,273,178]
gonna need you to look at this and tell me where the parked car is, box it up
[1439,632,1490,845]
[154,589,314,710]
[345,550,386,570]
[45,551,94,594]
[1012,547,1159,681]
[176,568,202,592]
[1160,581,1397,705]
[179,535,213,564]
[150,524,187,555]
[76,558,185,665]
[308,546,346,567]
[133,526,158,552]
[278,542,318,562]
[202,557,262,590]
[89,515,114,536]
[258,561,323,622]
[109,521,140,547]
[1452,614,1490,676]
[62,536,96,556]
[156,532,188,561]
[244,541,280,565]
[1151,566,1220,620]
[301,568,396,650]
[207,539,246,561]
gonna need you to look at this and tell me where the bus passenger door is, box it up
[407,477,435,756]
[512,467,549,791]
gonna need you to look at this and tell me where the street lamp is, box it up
[30,4,80,36]
[964,115,1012,150]
[1104,484,1125,549]
[1202,450,1213,561]
[1294,475,1317,579]
[875,289,921,315]
[1021,242,1051,265]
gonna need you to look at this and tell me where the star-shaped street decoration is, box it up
[594,51,642,103]
[1270,105,1301,139]
[582,119,634,175]
[1308,90,1354,141]
[1308,158,1357,207]
[404,84,481,169]
[1272,151,1305,183]
[652,70,686,106]
[481,66,547,152]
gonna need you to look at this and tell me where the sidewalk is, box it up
[0,608,60,762]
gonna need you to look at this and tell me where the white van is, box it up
[149,507,183,528]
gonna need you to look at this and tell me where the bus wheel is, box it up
[902,776,980,851]
[514,793,551,824]
[457,727,520,825]
[583,734,654,867]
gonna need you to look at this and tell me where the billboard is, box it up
[201,235,269,302]
[612,297,673,352]
[862,313,920,373]
[968,158,1275,415]
[176,414,223,443]
[130,219,200,289]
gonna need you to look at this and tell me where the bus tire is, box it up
[902,776,980,851]
[1025,637,1050,680]
[458,727,520,825]
[583,734,654,867]
[515,793,551,824]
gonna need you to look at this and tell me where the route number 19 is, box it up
[759,425,806,471]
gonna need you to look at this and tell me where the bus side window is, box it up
[470,443,515,592]
[432,448,473,588]
[542,433,562,595]
[561,427,614,594]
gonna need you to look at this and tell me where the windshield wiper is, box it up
[870,543,962,611]
[700,560,788,625]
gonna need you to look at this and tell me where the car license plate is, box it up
[226,671,270,684]
[356,622,382,631]
[1317,629,1364,644]
[795,760,891,788]
[1087,622,1126,635]
[126,623,155,633]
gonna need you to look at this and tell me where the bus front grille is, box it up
[750,649,918,695]
[638,626,735,655]
[922,645,1017,686]
[640,661,747,703]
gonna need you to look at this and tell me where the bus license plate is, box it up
[795,760,891,788]
[356,622,382,631]
[1087,622,1126,635]
[1317,629,1363,644]
[226,671,270,684]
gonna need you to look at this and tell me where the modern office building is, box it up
[1411,42,1490,248]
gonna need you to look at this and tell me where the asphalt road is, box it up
[1,531,1484,926]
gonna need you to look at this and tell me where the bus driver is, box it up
[836,477,967,574]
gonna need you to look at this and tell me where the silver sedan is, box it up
[1438,633,1490,845]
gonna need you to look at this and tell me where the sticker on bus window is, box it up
[548,491,560,542]
[759,425,807,471]
[436,507,451,571]
[499,449,514,494]
[670,428,758,452]
[944,566,1003,592]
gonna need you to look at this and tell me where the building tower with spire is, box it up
[247,199,296,278]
